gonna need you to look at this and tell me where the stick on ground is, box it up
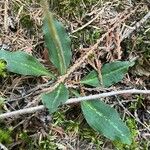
[0,89,150,119]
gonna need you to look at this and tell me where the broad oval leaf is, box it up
[0,50,55,78]
[42,84,69,113]
[81,100,131,144]
[80,61,134,87]
[43,13,72,75]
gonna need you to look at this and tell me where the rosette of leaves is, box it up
[0,3,135,145]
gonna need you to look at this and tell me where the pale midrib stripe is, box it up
[45,13,66,74]
[85,102,127,138]
[10,59,48,75]
[52,85,62,107]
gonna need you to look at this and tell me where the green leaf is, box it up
[0,50,55,78]
[43,13,72,75]
[80,61,135,87]
[80,70,100,87]
[42,84,69,113]
[81,100,131,144]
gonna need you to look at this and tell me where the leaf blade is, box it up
[80,70,100,87]
[0,50,55,78]
[43,13,72,75]
[81,100,131,144]
[81,61,134,87]
[102,61,134,87]
[42,84,69,113]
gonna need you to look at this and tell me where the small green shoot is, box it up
[0,60,6,77]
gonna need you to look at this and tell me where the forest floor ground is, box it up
[0,0,150,149]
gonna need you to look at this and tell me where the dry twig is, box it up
[4,0,8,32]
[0,143,8,150]
[121,11,150,40]
[72,7,105,33]
[0,89,150,119]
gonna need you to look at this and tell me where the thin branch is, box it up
[121,11,150,40]
[0,143,8,150]
[0,89,150,119]
[116,96,150,132]
[72,7,105,33]
[4,0,8,32]
[66,89,150,104]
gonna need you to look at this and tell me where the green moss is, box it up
[80,126,103,147]
[0,128,12,144]
[12,2,20,13]
[19,130,32,145]
[51,0,101,19]
[52,108,103,148]
[19,130,58,150]
[20,15,34,29]
[0,97,5,114]
[39,136,57,150]
[0,60,6,77]
[129,95,144,111]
